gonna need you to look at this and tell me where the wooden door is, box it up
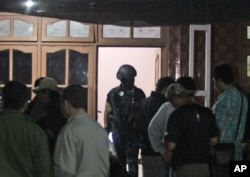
[41,45,95,117]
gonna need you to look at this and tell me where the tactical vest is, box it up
[108,86,145,129]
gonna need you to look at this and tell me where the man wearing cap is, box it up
[164,81,219,177]
[33,77,59,94]
[148,77,196,177]
[103,64,146,177]
[25,77,45,122]
[33,77,66,156]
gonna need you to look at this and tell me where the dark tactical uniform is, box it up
[135,91,167,155]
[107,84,145,177]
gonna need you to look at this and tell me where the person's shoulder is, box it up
[1,111,35,125]
[182,104,214,118]
[194,104,213,113]
[21,113,49,136]
[67,113,95,128]
[154,101,170,112]
[107,86,120,95]
[23,114,42,126]
[180,103,209,111]
[65,114,106,137]
[162,101,174,109]
[164,101,172,106]
[133,86,146,97]
[171,104,194,115]
[134,86,144,92]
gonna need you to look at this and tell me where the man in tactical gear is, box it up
[104,64,146,177]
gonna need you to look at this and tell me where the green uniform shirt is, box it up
[0,109,52,177]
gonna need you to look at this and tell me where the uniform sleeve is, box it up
[32,125,53,177]
[54,127,77,177]
[106,90,112,104]
[107,87,119,105]
[148,104,167,155]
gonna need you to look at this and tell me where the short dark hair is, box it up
[212,63,234,84]
[3,81,30,110]
[34,77,45,87]
[62,84,87,110]
[176,76,196,96]
[156,76,175,92]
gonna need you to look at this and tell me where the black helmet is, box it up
[116,64,137,80]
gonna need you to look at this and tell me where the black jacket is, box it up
[135,91,166,155]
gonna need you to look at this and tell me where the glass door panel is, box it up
[69,50,88,85]
[0,15,38,41]
[46,50,66,85]
[0,49,10,84]
[41,46,95,117]
[0,46,38,99]
[13,49,32,84]
[42,18,94,42]
[13,19,34,37]
[0,20,10,36]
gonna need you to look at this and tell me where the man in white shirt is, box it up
[148,102,175,177]
[54,84,110,177]
[148,102,175,158]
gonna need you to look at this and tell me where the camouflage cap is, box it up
[165,83,188,100]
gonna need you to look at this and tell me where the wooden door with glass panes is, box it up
[0,45,38,99]
[41,46,95,117]
[41,18,94,42]
[0,15,38,41]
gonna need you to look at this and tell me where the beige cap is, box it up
[32,77,58,93]
[165,83,188,100]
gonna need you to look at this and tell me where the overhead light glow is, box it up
[25,0,34,8]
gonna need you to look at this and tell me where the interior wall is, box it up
[97,47,159,126]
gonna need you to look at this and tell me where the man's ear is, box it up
[216,78,224,85]
[64,100,72,110]
[60,99,70,118]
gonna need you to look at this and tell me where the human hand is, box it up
[163,151,173,163]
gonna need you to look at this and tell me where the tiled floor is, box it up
[110,136,143,177]
[110,138,143,177]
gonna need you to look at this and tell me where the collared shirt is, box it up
[54,112,110,177]
[211,87,248,160]
[0,109,51,177]
[148,102,175,155]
